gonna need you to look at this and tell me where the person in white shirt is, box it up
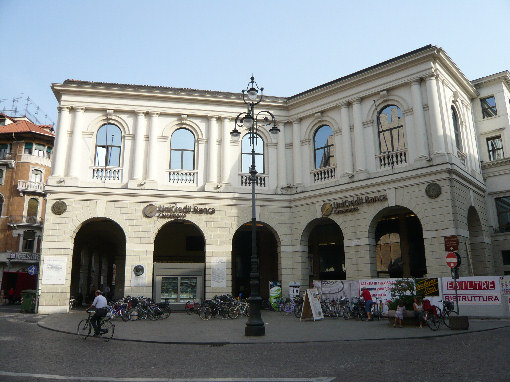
[87,290,108,336]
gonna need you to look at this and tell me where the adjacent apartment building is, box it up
[37,45,510,313]
[0,113,54,299]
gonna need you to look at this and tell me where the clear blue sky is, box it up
[1,0,509,126]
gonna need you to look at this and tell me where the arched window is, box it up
[452,106,463,152]
[313,125,335,169]
[27,198,38,223]
[94,124,122,167]
[377,105,406,169]
[241,133,264,173]
[170,128,195,170]
[378,105,405,153]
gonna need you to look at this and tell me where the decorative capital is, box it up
[149,111,160,117]
[75,107,85,113]
[351,98,361,105]
[58,106,70,112]
[135,110,145,116]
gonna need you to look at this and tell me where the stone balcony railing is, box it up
[240,173,268,188]
[168,170,197,185]
[311,165,336,183]
[376,149,408,170]
[17,180,45,194]
[91,166,122,182]
[7,215,44,227]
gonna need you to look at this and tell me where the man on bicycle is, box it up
[87,290,108,336]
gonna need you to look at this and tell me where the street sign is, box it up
[27,265,37,275]
[446,252,461,268]
[444,235,459,251]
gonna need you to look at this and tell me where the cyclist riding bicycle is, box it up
[86,290,108,336]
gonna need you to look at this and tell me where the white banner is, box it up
[359,278,402,302]
[42,256,67,285]
[313,280,359,300]
[441,276,502,305]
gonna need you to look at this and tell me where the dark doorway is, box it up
[70,219,126,305]
[308,219,345,284]
[374,210,426,278]
[232,223,278,300]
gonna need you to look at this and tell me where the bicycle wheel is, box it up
[426,314,440,331]
[77,319,91,340]
[342,306,351,320]
[443,310,457,328]
[228,306,239,319]
[199,306,211,320]
[100,320,115,341]
[294,303,302,318]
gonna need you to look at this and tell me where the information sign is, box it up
[444,236,459,251]
[27,265,37,276]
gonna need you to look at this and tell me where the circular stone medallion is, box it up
[51,200,67,215]
[425,183,442,199]
[133,265,144,276]
[142,204,157,218]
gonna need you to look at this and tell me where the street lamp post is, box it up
[231,75,279,336]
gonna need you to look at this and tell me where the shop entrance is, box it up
[306,219,345,285]
[232,223,278,300]
[153,220,205,306]
[371,207,426,278]
[70,218,126,305]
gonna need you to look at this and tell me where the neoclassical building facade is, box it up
[38,45,509,313]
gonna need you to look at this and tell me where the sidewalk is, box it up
[36,310,510,344]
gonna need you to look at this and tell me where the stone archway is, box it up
[302,218,345,286]
[153,220,206,304]
[369,206,426,278]
[467,207,489,275]
[232,222,279,300]
[70,218,126,305]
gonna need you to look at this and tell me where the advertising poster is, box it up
[269,281,282,310]
[500,276,510,295]
[441,276,502,305]
[416,278,440,296]
[313,280,359,300]
[211,258,227,288]
[42,256,67,285]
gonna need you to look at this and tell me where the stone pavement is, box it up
[34,309,510,344]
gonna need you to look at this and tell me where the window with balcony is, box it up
[34,144,45,157]
[24,142,33,155]
[242,133,264,173]
[314,125,335,169]
[170,128,195,170]
[487,136,504,161]
[377,105,406,169]
[0,143,11,159]
[451,106,463,153]
[94,124,122,167]
[496,196,510,233]
[312,125,336,182]
[481,96,497,118]
[27,198,39,223]
[30,169,43,184]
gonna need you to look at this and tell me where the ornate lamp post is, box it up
[231,76,279,336]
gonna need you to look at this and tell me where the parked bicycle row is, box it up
[106,296,172,321]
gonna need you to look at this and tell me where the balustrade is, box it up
[91,167,122,182]
[17,180,45,193]
[311,166,336,183]
[168,170,197,185]
[240,174,268,187]
[376,149,408,169]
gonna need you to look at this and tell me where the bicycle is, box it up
[425,300,457,331]
[77,311,115,341]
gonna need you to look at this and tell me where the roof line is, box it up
[288,45,435,100]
